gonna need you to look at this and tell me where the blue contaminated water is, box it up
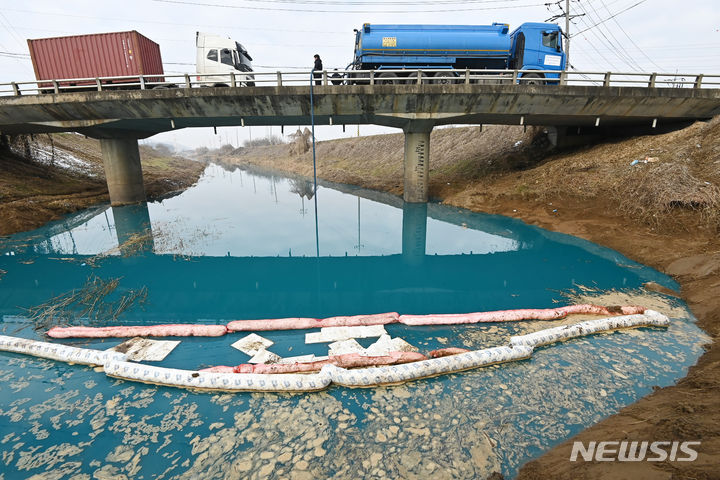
[0,164,709,479]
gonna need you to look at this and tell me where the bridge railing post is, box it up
[322,70,328,86]
[512,70,518,84]
[230,72,236,87]
[370,71,375,86]
[184,74,191,89]
[52,80,59,94]
[464,68,470,85]
[276,71,283,87]
[95,78,103,92]
[559,70,567,86]
[417,70,422,85]
[694,74,704,89]
[139,75,146,90]
[11,82,19,96]
[603,72,611,87]
[648,73,657,88]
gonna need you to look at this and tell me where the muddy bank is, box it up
[0,133,206,235]
[223,121,720,479]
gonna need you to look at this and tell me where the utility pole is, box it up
[565,0,571,68]
[546,0,581,68]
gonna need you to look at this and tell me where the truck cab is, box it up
[196,32,254,86]
[510,23,565,82]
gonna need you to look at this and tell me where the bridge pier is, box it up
[100,138,146,206]
[403,123,434,203]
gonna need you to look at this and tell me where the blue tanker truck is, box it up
[349,22,565,84]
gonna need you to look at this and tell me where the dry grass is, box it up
[24,275,148,330]
[0,133,206,235]
[613,162,720,227]
[457,118,720,232]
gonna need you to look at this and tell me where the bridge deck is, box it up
[1,83,719,138]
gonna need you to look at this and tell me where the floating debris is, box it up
[248,349,282,365]
[24,275,147,331]
[365,334,419,356]
[305,325,387,344]
[231,334,274,356]
[108,337,180,362]
[328,339,365,356]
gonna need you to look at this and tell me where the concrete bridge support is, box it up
[99,138,146,206]
[403,123,434,203]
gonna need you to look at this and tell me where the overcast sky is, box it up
[1,0,718,148]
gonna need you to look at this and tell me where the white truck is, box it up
[196,32,255,86]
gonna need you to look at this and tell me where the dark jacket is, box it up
[313,57,323,71]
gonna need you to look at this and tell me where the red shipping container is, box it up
[27,31,164,87]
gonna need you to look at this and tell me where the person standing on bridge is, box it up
[313,54,323,86]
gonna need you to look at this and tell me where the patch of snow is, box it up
[11,142,100,177]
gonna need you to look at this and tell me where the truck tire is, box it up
[348,71,370,85]
[431,72,456,85]
[520,73,545,85]
[404,71,431,85]
[376,72,400,85]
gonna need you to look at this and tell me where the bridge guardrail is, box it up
[0,69,718,96]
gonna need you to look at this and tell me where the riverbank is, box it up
[0,133,206,235]
[221,121,720,479]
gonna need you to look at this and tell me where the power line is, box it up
[573,0,647,36]
[0,51,30,57]
[598,0,664,71]
[575,1,640,71]
[150,0,546,13]
[176,0,540,3]
[1,8,347,34]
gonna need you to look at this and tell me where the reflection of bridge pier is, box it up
[402,202,427,265]
[112,203,154,254]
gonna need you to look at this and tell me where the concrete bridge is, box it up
[2,70,720,203]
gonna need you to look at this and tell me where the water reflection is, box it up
[0,163,710,480]
[112,204,154,255]
[0,164,676,322]
[402,202,428,265]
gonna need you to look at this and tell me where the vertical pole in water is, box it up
[310,71,320,257]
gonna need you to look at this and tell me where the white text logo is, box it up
[570,441,700,462]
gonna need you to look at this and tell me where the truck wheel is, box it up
[348,72,370,85]
[376,72,399,85]
[405,71,431,85]
[431,72,456,85]
[520,73,545,85]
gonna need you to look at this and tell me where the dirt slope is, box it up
[222,120,720,480]
[0,133,206,235]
